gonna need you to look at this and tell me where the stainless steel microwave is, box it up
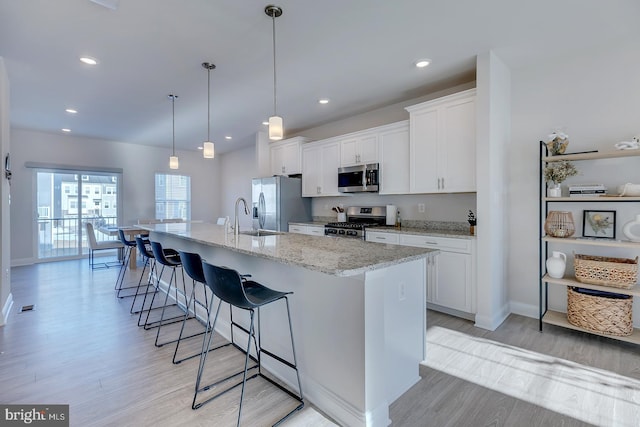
[338,163,379,193]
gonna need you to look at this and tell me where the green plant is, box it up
[544,161,578,185]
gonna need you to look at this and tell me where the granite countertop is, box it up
[144,222,437,277]
[369,226,476,239]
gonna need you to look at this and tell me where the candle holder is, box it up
[544,211,575,238]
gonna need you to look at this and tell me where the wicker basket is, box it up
[567,287,633,336]
[574,254,638,289]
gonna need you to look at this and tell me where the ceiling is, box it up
[1,0,639,154]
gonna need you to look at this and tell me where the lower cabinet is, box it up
[366,230,476,317]
[289,224,325,236]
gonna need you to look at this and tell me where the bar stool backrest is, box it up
[178,251,206,283]
[118,229,136,247]
[202,262,253,309]
[150,241,176,267]
[136,236,154,259]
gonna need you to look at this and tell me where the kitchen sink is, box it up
[239,230,284,237]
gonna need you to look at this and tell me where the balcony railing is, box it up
[38,216,119,259]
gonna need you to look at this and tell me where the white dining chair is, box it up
[85,222,124,269]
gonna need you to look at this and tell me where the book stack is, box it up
[568,184,607,197]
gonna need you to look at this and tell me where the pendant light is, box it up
[265,5,283,141]
[202,62,216,159]
[168,94,179,170]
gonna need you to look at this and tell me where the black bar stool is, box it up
[174,251,255,365]
[148,241,190,347]
[172,251,222,364]
[130,236,163,318]
[114,229,139,298]
[194,262,304,426]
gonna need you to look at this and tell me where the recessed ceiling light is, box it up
[197,146,203,150]
[80,56,98,65]
[318,98,330,104]
[65,108,77,114]
[61,128,71,132]
[262,121,269,126]
[225,136,232,140]
[415,59,431,68]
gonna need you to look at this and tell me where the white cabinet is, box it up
[367,230,476,316]
[398,234,474,314]
[289,224,326,236]
[307,225,325,236]
[288,224,306,234]
[365,230,399,244]
[406,89,476,194]
[340,132,378,167]
[270,137,308,176]
[302,140,342,197]
[377,121,410,195]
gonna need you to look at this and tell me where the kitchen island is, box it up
[145,222,437,427]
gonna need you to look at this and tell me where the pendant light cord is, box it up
[171,95,176,156]
[271,13,278,116]
[207,67,211,141]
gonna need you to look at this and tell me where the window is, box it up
[155,173,191,220]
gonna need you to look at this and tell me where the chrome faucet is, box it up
[234,197,250,237]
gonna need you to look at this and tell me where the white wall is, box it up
[0,58,11,324]
[10,128,220,265]
[508,38,640,318]
[219,144,256,231]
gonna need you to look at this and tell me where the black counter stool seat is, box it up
[147,241,192,347]
[194,263,304,426]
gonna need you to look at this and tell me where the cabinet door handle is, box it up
[425,241,438,246]
[282,166,285,173]
[441,177,445,189]
[375,236,385,240]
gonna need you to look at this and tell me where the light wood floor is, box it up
[0,259,335,427]
[3,259,640,426]
[391,311,640,427]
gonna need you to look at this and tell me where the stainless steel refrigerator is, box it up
[251,176,312,231]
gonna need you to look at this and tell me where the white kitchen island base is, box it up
[148,224,433,427]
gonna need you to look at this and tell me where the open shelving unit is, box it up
[539,143,640,343]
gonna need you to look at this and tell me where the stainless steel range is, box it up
[325,206,387,239]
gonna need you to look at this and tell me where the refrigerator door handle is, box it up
[258,192,266,229]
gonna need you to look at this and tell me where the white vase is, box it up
[547,184,562,198]
[546,251,567,279]
[622,214,640,242]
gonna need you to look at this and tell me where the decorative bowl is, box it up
[617,183,640,197]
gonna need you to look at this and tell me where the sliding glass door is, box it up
[35,169,122,260]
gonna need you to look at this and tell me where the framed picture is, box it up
[582,210,616,239]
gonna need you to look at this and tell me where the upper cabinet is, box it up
[302,139,342,197]
[340,132,378,167]
[377,121,410,195]
[406,88,476,194]
[270,137,308,176]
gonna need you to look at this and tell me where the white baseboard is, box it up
[11,258,34,267]
[474,302,510,331]
[509,301,538,319]
[2,292,13,325]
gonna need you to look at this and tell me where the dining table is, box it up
[97,225,149,269]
